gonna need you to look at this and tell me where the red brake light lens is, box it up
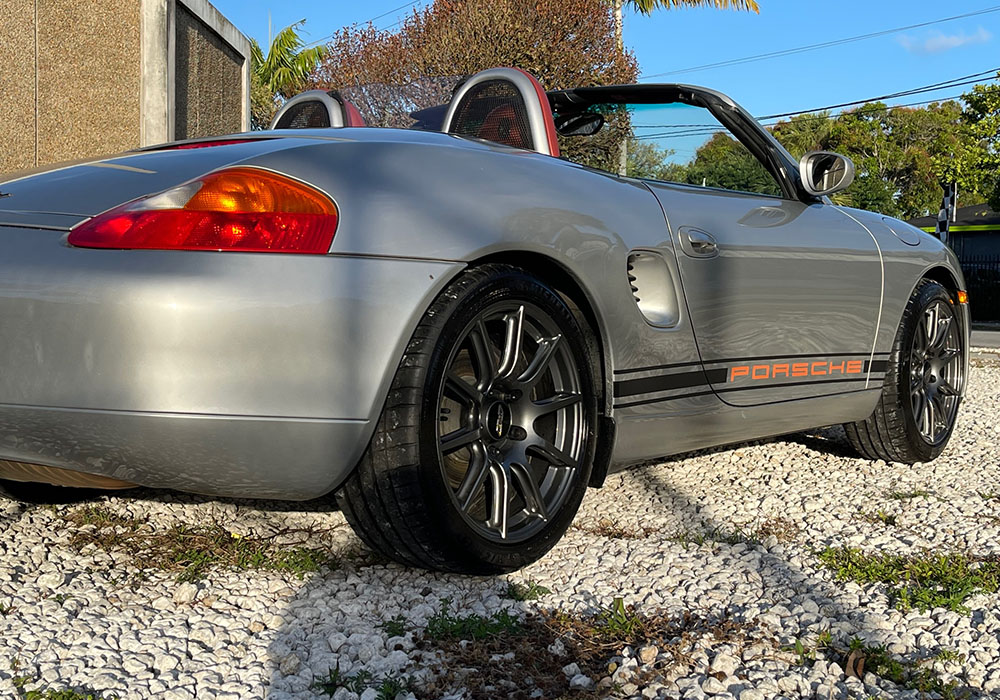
[68,168,338,254]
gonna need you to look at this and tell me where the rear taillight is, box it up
[68,167,338,254]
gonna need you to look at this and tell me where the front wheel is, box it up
[336,264,598,573]
[845,279,965,463]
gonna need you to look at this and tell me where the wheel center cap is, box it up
[485,402,512,440]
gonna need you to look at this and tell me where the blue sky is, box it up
[212,0,1000,119]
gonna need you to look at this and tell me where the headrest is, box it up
[441,68,559,157]
[271,90,367,130]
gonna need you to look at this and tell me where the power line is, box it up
[302,1,422,48]
[757,69,998,120]
[639,5,1000,79]
[634,96,968,140]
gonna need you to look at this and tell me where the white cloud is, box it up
[898,26,992,54]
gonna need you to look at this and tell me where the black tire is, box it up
[336,264,599,573]
[845,279,965,463]
[0,479,96,504]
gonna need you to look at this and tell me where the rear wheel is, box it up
[845,279,965,463]
[336,264,598,573]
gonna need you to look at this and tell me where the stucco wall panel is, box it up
[0,0,38,173]
[36,0,142,164]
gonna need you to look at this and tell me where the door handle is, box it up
[680,228,719,258]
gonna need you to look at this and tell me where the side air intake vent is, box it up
[626,251,680,327]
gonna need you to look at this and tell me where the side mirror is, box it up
[554,112,604,137]
[799,151,855,197]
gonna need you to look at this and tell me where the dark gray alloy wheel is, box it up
[908,298,964,446]
[845,279,965,463]
[336,264,598,573]
[437,301,588,544]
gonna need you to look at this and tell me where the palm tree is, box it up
[612,0,760,50]
[250,20,328,129]
[609,0,760,173]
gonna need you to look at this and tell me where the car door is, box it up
[634,98,883,406]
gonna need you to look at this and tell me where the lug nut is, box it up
[509,426,527,441]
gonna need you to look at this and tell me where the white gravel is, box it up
[0,354,998,699]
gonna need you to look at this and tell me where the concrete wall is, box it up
[0,0,250,175]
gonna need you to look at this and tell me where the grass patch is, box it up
[424,598,521,641]
[860,509,898,526]
[888,489,931,500]
[10,658,118,700]
[576,517,656,539]
[64,505,340,582]
[312,664,411,699]
[818,547,1000,613]
[672,516,800,548]
[845,638,961,699]
[503,580,550,602]
[381,614,408,637]
[416,600,764,700]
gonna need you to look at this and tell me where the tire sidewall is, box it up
[893,281,963,460]
[415,267,598,572]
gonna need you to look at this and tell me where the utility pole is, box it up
[614,0,627,176]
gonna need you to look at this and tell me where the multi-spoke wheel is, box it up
[845,279,965,463]
[336,264,598,573]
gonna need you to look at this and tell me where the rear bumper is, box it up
[0,226,463,498]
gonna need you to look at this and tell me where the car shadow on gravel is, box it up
[620,428,983,699]
[249,427,984,699]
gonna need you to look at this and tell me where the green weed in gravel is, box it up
[425,598,521,641]
[818,547,1000,613]
[887,489,931,500]
[312,664,411,698]
[504,580,551,601]
[381,614,408,637]
[846,637,961,699]
[63,506,338,582]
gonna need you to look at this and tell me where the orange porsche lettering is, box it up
[729,366,750,381]
[727,356,868,383]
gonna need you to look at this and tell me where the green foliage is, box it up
[312,664,410,698]
[597,597,644,636]
[504,580,551,601]
[64,506,337,582]
[888,489,931,500]
[424,598,521,641]
[250,20,328,129]
[935,74,1000,210]
[626,139,685,181]
[818,547,1000,613]
[381,614,408,637]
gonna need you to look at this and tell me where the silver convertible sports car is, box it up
[0,68,969,573]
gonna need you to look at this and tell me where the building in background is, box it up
[0,0,250,175]
[910,204,1000,323]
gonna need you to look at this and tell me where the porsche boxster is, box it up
[0,68,968,573]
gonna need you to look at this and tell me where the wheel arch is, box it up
[921,265,961,298]
[468,249,617,487]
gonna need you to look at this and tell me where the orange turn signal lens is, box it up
[957,290,969,304]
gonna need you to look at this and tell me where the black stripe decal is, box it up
[613,368,724,398]
[866,359,889,373]
[615,389,716,409]
[716,377,871,394]
[615,351,889,376]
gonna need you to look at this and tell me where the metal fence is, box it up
[962,255,1000,322]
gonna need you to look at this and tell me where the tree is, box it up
[626,138,687,180]
[934,73,1000,211]
[250,21,328,129]
[311,0,638,171]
